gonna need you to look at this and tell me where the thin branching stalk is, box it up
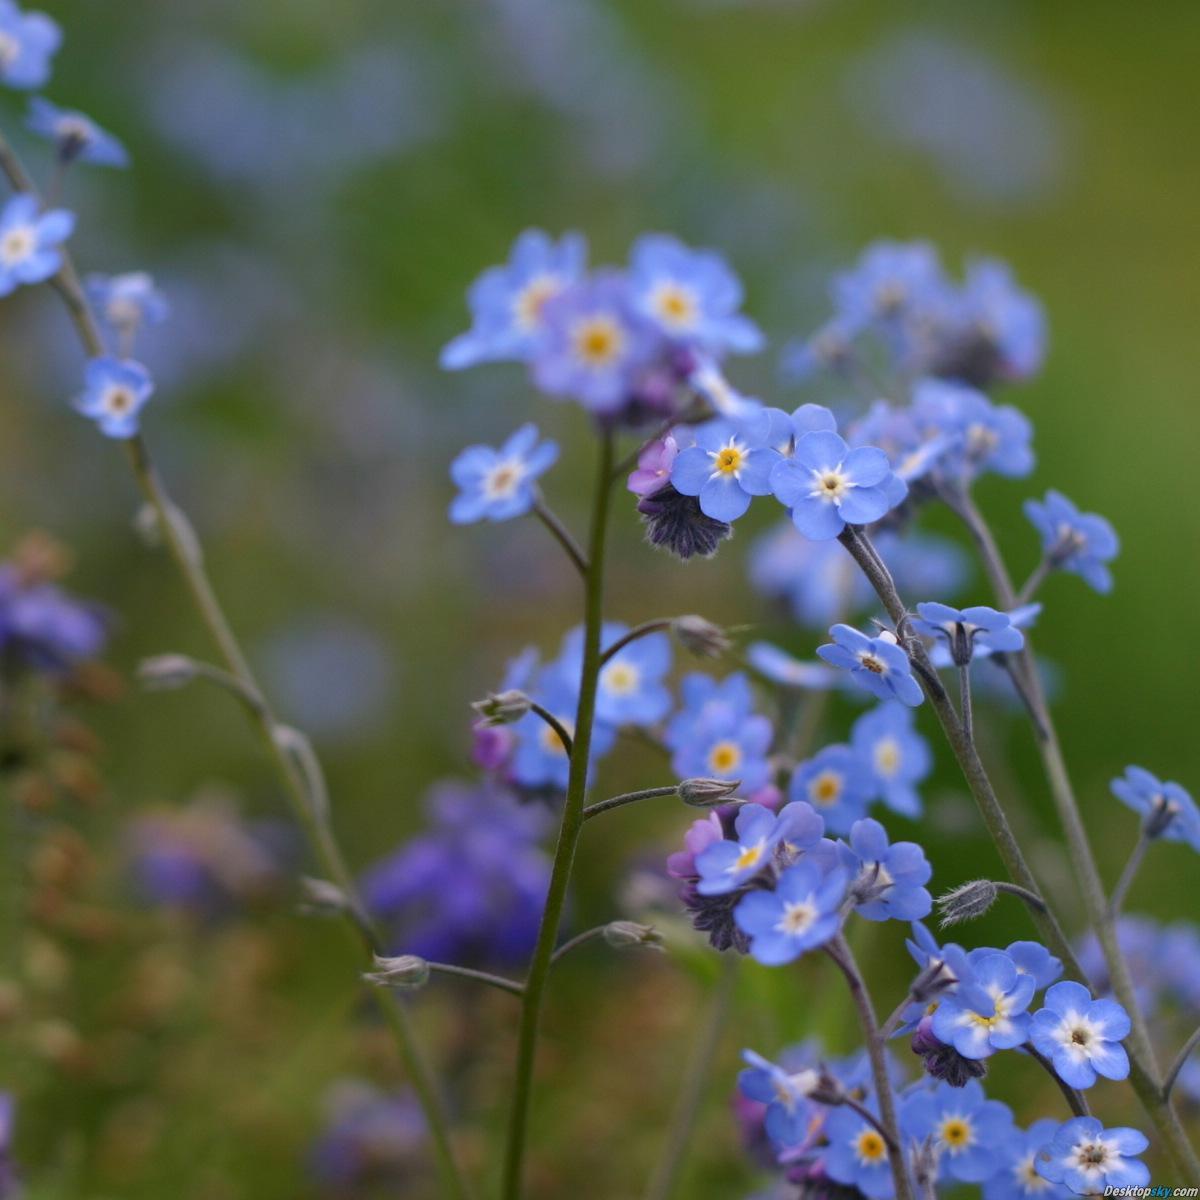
[532,495,588,575]
[1109,833,1150,918]
[502,431,615,1199]
[1163,1026,1200,1102]
[425,963,524,998]
[582,785,678,821]
[1024,1045,1091,1118]
[548,925,609,966]
[528,702,574,758]
[598,619,672,665]
[1016,557,1052,607]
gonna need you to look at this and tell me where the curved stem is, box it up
[1016,557,1052,607]
[1024,1044,1091,1118]
[1109,833,1149,919]
[598,619,672,666]
[582,784,678,822]
[937,486,1200,1177]
[528,701,573,758]
[0,126,477,1200]
[532,496,588,576]
[426,962,524,999]
[1164,1025,1200,1101]
[548,925,608,966]
[643,956,737,1200]
[502,431,615,1199]
[825,935,914,1200]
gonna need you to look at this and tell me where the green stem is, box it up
[1109,833,1150,918]
[501,431,615,1199]
[942,486,1199,1177]
[598,619,672,666]
[643,956,737,1200]
[425,962,524,999]
[582,784,678,822]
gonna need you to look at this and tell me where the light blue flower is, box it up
[983,1119,1071,1199]
[900,1078,1014,1184]
[832,239,947,327]
[912,377,1034,480]
[27,97,128,166]
[913,601,1025,666]
[509,664,614,790]
[823,1100,896,1199]
[734,858,847,965]
[672,704,774,794]
[695,802,789,896]
[926,601,1040,671]
[737,1049,819,1148]
[85,271,170,345]
[669,418,778,522]
[1110,766,1200,852]
[746,641,838,691]
[954,257,1046,384]
[788,744,875,836]
[930,950,1035,1059]
[0,192,73,296]
[628,233,762,355]
[1035,1117,1149,1194]
[559,621,672,728]
[1024,490,1119,594]
[1029,981,1130,1090]
[838,817,931,921]
[850,703,931,818]
[448,424,558,524]
[817,624,923,707]
[0,0,60,89]
[1004,940,1063,991]
[770,429,901,540]
[440,229,587,369]
[73,357,153,439]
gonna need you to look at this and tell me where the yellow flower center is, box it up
[512,274,561,331]
[539,718,574,755]
[652,281,698,329]
[809,770,843,807]
[708,740,742,775]
[855,1129,888,1164]
[602,662,640,696]
[939,1117,973,1151]
[731,842,763,873]
[873,738,900,777]
[572,315,625,367]
[714,444,745,475]
[1,226,34,266]
[859,653,886,675]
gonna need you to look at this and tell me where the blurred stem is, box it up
[598,618,672,665]
[528,701,573,758]
[1016,556,1052,607]
[425,962,524,999]
[1109,833,1150,918]
[643,955,737,1200]
[934,484,1200,1177]
[531,496,588,576]
[0,125,478,1200]
[1164,1026,1200,1101]
[825,935,913,1200]
[548,925,608,966]
[502,431,615,1200]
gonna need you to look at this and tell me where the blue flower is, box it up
[738,1049,819,1147]
[930,951,1035,1059]
[1029,980,1130,1090]
[913,602,1025,666]
[788,744,875,835]
[73,357,154,438]
[1035,1118,1149,1194]
[1024,490,1119,594]
[448,424,558,525]
[817,624,923,707]
[26,97,128,166]
[531,270,659,413]
[983,1120,1071,1200]
[628,233,763,355]
[948,257,1046,386]
[912,377,1034,480]
[85,271,170,346]
[1110,766,1200,852]
[560,621,672,727]
[669,418,778,522]
[1004,940,1063,991]
[664,671,754,751]
[695,801,804,895]
[311,1082,427,1190]
[851,703,932,819]
[440,229,587,369]
[749,524,869,627]
[822,1101,896,1199]
[0,0,60,90]
[839,818,931,921]
[746,641,838,691]
[734,858,847,965]
[0,559,108,671]
[770,429,902,540]
[901,1078,1014,1184]
[926,601,1040,672]
[0,192,73,296]
[832,239,947,327]
[781,317,860,382]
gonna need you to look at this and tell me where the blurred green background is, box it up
[2,0,1199,1196]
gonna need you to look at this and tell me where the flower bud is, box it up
[671,615,731,658]
[677,777,741,807]
[602,921,664,951]
[471,689,532,727]
[136,654,199,691]
[935,879,998,927]
[363,954,431,990]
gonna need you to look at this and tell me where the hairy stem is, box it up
[582,784,678,822]
[502,431,615,1199]
[598,618,672,666]
[1024,1044,1091,1118]
[425,962,524,999]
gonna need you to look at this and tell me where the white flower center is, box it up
[102,385,135,416]
[650,280,698,329]
[938,1115,975,1154]
[601,661,640,696]
[1016,1154,1052,1193]
[55,115,94,145]
[776,897,818,936]
[1,225,35,266]
[570,313,625,369]
[812,467,849,502]
[1054,1011,1103,1060]
[966,422,999,457]
[1069,1136,1113,1180]
[512,273,561,332]
[873,737,901,778]
[858,651,887,676]
[482,458,526,500]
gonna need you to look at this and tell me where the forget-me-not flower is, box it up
[85,271,170,346]
[27,97,128,166]
[695,801,813,896]
[734,858,847,965]
[0,192,73,296]
[1029,981,1131,1089]
[913,602,1025,666]
[560,621,672,727]
[931,950,1035,1059]
[1004,940,1063,991]
[817,624,924,707]
[449,424,558,524]
[0,0,60,90]
[1035,1118,1149,1195]
[984,1119,1070,1200]
[901,1078,1014,1184]
[669,417,778,522]
[913,377,1034,480]
[737,1049,819,1148]
[822,1101,896,1199]
[1110,766,1200,851]
[1024,490,1119,594]
[851,703,932,819]
[788,744,875,835]
[73,357,154,438]
[839,817,932,922]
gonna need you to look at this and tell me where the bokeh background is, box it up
[2,0,1199,1196]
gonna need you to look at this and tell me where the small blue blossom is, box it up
[913,601,1024,667]
[788,744,876,835]
[560,621,672,727]
[738,1049,819,1147]
[746,641,838,691]
[685,355,764,421]
[73,356,154,438]
[832,239,947,327]
[0,192,73,296]
[85,271,170,346]
[532,270,659,413]
[901,1078,1014,1184]
[734,858,847,965]
[1024,490,1119,594]
[817,624,923,707]
[839,817,932,921]
[695,801,822,896]
[664,671,754,752]
[0,558,107,671]
[628,233,763,355]
[1110,766,1200,852]
[440,229,587,369]
[926,601,1040,671]
[1004,940,1063,991]
[983,1119,1071,1200]
[850,703,932,819]
[0,0,60,89]
[1035,1118,1149,1194]
[781,316,860,382]
[949,257,1046,385]
[822,1101,896,1199]
[448,424,558,525]
[26,97,128,166]
[669,418,778,522]
[770,429,902,540]
[931,951,1035,1059]
[670,686,774,792]
[912,377,1034,480]
[1029,981,1130,1090]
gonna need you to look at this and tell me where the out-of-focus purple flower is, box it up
[627,434,680,498]
[0,1093,18,1198]
[0,559,107,673]
[310,1080,426,1191]
[360,780,551,967]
